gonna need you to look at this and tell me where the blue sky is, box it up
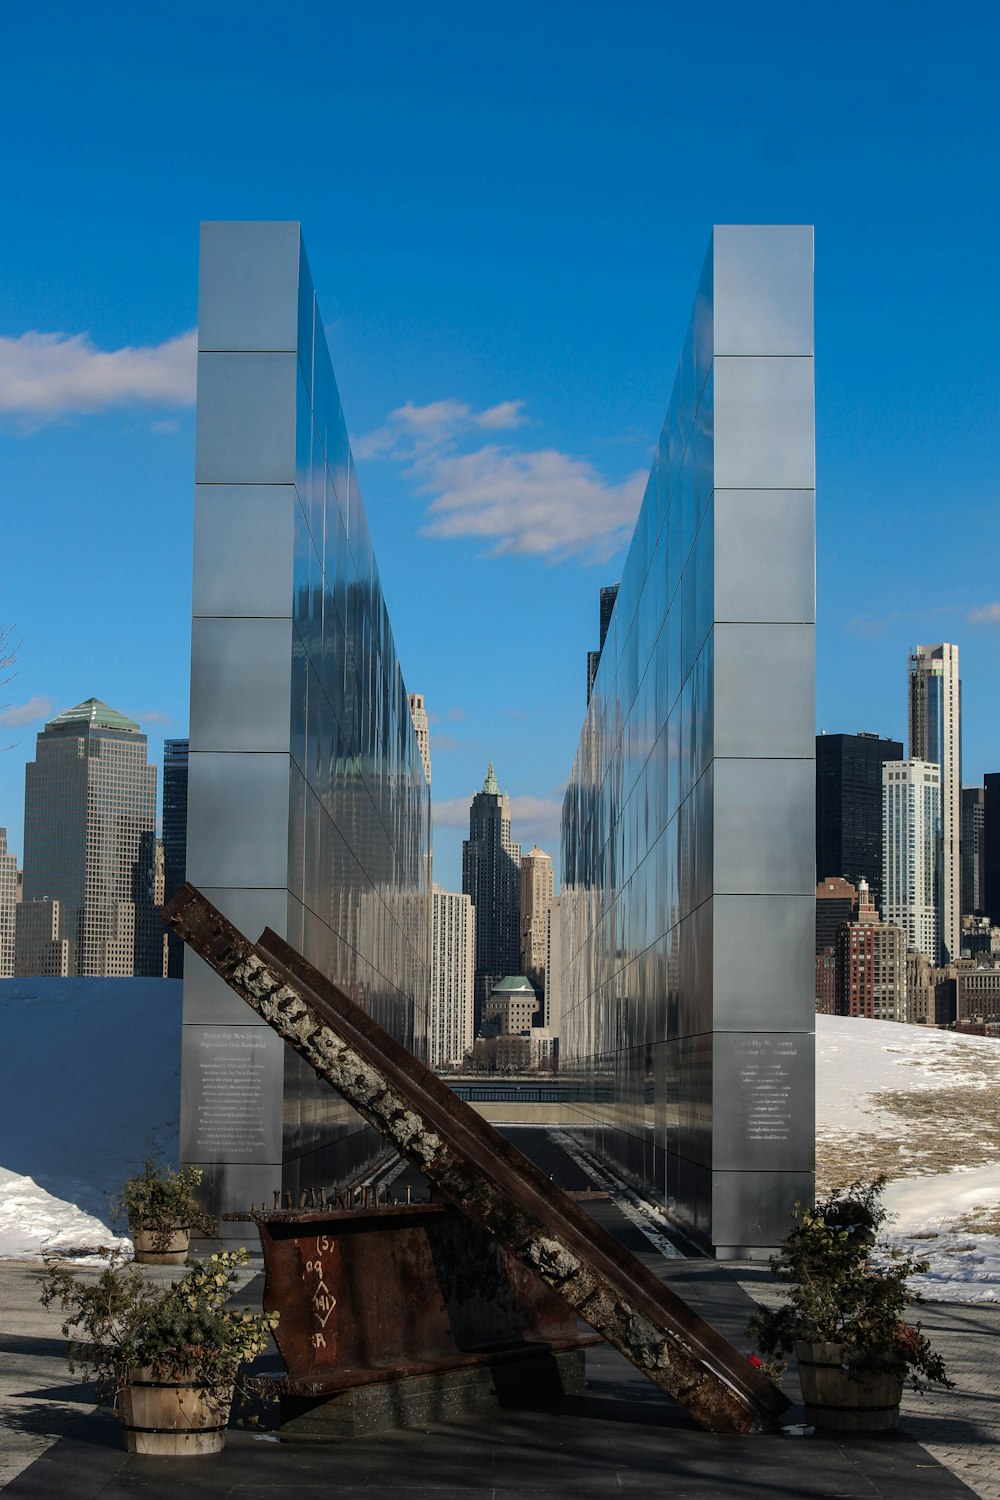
[1,1,998,891]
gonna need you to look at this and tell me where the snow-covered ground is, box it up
[0,1166,127,1259]
[817,1013,1000,1303]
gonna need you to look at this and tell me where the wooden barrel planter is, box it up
[794,1341,904,1433]
[120,1368,234,1455]
[131,1226,190,1266]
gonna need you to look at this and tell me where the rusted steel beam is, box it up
[166,884,788,1435]
[223,1201,597,1396]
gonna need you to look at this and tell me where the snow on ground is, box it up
[817,1014,1000,1303]
[0,1166,127,1260]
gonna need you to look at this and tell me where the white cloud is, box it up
[0,695,53,727]
[968,603,1000,625]
[356,398,526,460]
[128,709,172,726]
[360,395,643,564]
[508,795,564,845]
[419,445,645,563]
[0,329,197,421]
[432,797,475,829]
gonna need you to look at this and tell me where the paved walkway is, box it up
[0,1129,992,1498]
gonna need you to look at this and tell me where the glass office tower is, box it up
[182,223,431,1223]
[560,226,815,1256]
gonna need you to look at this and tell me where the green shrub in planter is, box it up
[746,1177,952,1428]
[40,1248,278,1454]
[119,1160,218,1259]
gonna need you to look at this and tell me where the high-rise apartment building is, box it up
[982,773,1000,926]
[909,644,961,962]
[19,700,159,976]
[815,876,856,952]
[162,738,189,979]
[883,759,942,962]
[0,829,17,977]
[836,877,907,1021]
[519,844,554,996]
[408,693,431,788]
[462,763,520,1027]
[430,885,474,1068]
[815,732,903,915]
[961,787,986,919]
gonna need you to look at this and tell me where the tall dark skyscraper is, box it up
[983,774,1000,926]
[586,581,620,706]
[961,786,985,918]
[816,732,903,915]
[462,762,520,1029]
[162,738,189,978]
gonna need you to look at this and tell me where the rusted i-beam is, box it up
[165,884,788,1435]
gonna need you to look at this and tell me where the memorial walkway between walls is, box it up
[0,1129,988,1499]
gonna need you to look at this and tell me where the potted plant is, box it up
[120,1160,218,1264]
[40,1247,278,1455]
[746,1176,952,1432]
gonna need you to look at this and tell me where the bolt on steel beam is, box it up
[165,883,788,1435]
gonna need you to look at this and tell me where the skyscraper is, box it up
[586,582,620,706]
[162,738,189,979]
[0,829,17,978]
[815,732,903,914]
[19,699,159,976]
[430,885,474,1068]
[961,786,986,918]
[883,759,942,962]
[519,844,554,997]
[462,763,520,1027]
[984,773,1000,926]
[908,644,961,962]
[408,693,431,788]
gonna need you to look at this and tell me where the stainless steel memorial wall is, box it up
[182,222,431,1224]
[560,225,815,1256]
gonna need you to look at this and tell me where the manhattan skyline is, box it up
[1,4,999,893]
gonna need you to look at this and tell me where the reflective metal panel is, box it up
[712,895,815,1032]
[194,352,297,485]
[711,1169,816,1257]
[198,221,301,353]
[712,356,815,491]
[182,886,292,1025]
[181,1023,285,1164]
[713,225,814,358]
[714,490,815,624]
[185,224,432,1214]
[561,225,814,1252]
[713,758,814,895]
[186,752,291,889]
[190,618,293,753]
[192,485,297,619]
[713,624,815,759]
[712,1032,814,1173]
